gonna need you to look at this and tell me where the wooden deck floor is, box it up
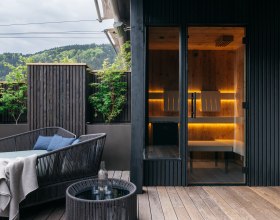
[20,171,280,220]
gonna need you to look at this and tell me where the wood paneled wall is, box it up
[148,50,242,118]
[148,50,179,117]
[188,50,236,118]
[28,64,91,136]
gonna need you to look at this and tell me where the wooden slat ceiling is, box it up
[149,27,245,50]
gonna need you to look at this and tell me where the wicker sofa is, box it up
[0,127,106,207]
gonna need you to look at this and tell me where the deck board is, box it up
[175,187,204,220]
[187,187,217,220]
[166,187,191,220]
[147,187,165,220]
[202,186,241,219]
[19,171,280,220]
[138,187,152,220]
[195,186,230,220]
[251,187,280,210]
[213,186,256,220]
[157,186,178,220]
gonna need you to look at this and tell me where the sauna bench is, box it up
[188,140,244,173]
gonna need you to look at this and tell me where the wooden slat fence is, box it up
[28,64,91,136]
[1,67,131,126]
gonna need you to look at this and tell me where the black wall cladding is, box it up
[143,0,280,186]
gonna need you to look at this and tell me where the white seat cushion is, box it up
[0,150,48,158]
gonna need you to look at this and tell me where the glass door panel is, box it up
[145,27,180,159]
[187,27,246,184]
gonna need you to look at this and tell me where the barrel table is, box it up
[66,178,137,220]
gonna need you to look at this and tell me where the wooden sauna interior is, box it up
[146,27,246,182]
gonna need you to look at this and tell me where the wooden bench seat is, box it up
[188,140,244,173]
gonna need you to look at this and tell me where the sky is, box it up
[0,0,113,54]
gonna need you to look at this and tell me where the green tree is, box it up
[0,57,32,124]
[89,42,131,123]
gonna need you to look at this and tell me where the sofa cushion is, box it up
[47,135,75,151]
[33,136,54,150]
[71,138,80,145]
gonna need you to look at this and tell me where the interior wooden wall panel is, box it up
[148,50,238,118]
[149,27,245,50]
[188,50,235,93]
[148,50,179,91]
[188,125,235,140]
[148,50,179,117]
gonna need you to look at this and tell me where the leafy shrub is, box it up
[89,42,131,123]
[0,57,32,124]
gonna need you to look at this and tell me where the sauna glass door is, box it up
[145,27,180,159]
[187,27,246,184]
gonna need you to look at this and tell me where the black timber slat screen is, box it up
[28,64,89,136]
[143,160,183,186]
[140,0,280,186]
[144,0,246,25]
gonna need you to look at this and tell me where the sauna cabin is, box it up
[145,27,246,184]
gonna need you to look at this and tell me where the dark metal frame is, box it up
[180,25,188,185]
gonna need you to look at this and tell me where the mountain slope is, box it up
[0,44,115,80]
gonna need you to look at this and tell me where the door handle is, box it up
[191,92,197,118]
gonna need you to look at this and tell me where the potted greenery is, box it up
[89,42,131,123]
[0,57,31,124]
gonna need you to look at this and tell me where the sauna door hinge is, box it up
[242,167,248,174]
[242,37,247,45]
[242,102,248,109]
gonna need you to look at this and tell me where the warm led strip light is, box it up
[188,123,236,128]
[149,90,236,94]
[149,90,164,93]
[149,99,235,102]
[149,99,164,102]
[148,123,236,127]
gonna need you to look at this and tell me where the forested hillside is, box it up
[0,44,115,80]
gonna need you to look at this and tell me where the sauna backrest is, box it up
[164,91,179,112]
[201,91,221,112]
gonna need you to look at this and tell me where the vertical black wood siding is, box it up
[28,64,90,136]
[247,0,280,186]
[144,0,246,25]
[136,0,280,186]
[144,159,183,186]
